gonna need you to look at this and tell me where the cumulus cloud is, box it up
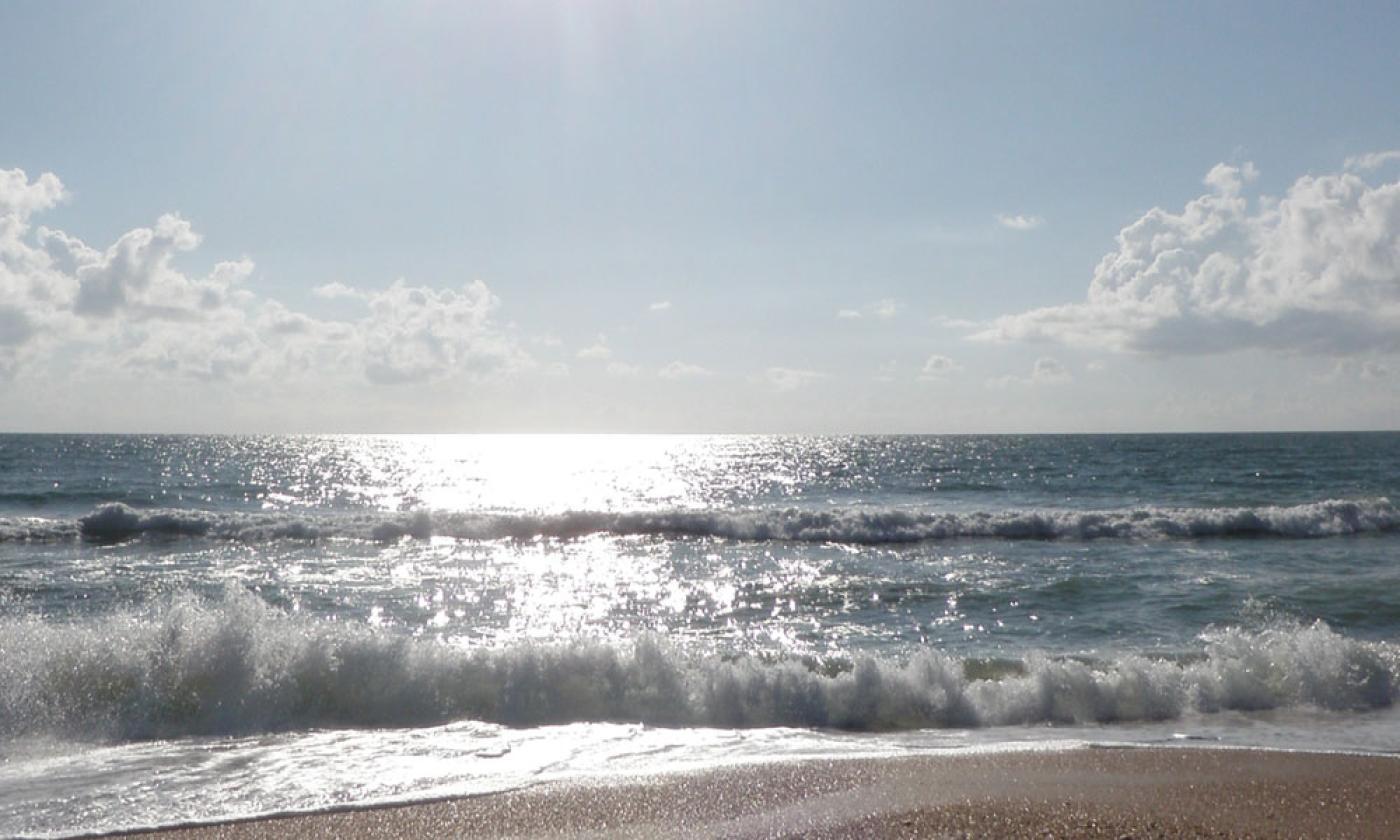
[996,213,1044,231]
[0,166,528,386]
[0,169,64,218]
[919,354,962,381]
[764,366,825,392]
[0,169,80,375]
[648,300,672,312]
[1345,150,1400,172]
[979,159,1400,356]
[354,280,523,385]
[658,361,711,379]
[70,214,206,317]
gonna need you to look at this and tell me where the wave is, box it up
[1,591,1394,741]
[1,498,1396,546]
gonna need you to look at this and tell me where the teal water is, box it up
[2,433,1399,836]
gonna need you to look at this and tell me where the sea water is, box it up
[2,433,1400,836]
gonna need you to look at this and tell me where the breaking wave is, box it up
[1,591,1395,742]
[1,498,1397,545]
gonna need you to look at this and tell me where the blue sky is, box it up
[2,1,1399,432]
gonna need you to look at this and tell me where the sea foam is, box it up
[1,498,1394,545]
[1,591,1393,742]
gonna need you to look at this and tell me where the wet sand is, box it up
[112,747,1400,839]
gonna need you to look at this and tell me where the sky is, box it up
[2,1,1400,433]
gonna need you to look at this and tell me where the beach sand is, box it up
[112,747,1400,839]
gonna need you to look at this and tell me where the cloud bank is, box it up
[980,160,1400,356]
[0,168,526,386]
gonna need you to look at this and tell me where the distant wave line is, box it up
[0,498,1395,545]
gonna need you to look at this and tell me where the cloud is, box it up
[996,213,1044,231]
[932,315,982,330]
[313,281,363,300]
[648,300,672,312]
[576,334,612,360]
[987,356,1072,389]
[764,366,825,392]
[0,306,35,347]
[1345,150,1400,172]
[658,361,711,379]
[71,214,205,318]
[1360,360,1391,380]
[0,166,528,386]
[837,298,900,320]
[606,361,642,377]
[979,159,1400,356]
[0,168,65,218]
[354,280,523,385]
[1030,356,1071,383]
[919,354,962,381]
[1,169,82,375]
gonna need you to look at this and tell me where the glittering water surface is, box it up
[3,433,1400,836]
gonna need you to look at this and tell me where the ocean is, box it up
[2,432,1400,837]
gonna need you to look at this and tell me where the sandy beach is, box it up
[109,747,1400,839]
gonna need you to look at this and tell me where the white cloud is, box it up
[764,366,824,392]
[658,361,711,379]
[1031,356,1071,383]
[980,159,1400,356]
[354,280,524,385]
[996,213,1044,231]
[0,166,528,386]
[0,168,64,218]
[648,300,672,312]
[1,169,82,375]
[837,298,900,320]
[576,334,612,360]
[932,315,982,330]
[71,214,206,318]
[987,356,1072,389]
[606,361,642,377]
[919,354,962,380]
[1345,150,1400,172]
[313,281,363,300]
[1317,357,1397,384]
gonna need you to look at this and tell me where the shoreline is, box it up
[104,746,1400,839]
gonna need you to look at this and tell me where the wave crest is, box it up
[1,498,1393,545]
[1,592,1393,741]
